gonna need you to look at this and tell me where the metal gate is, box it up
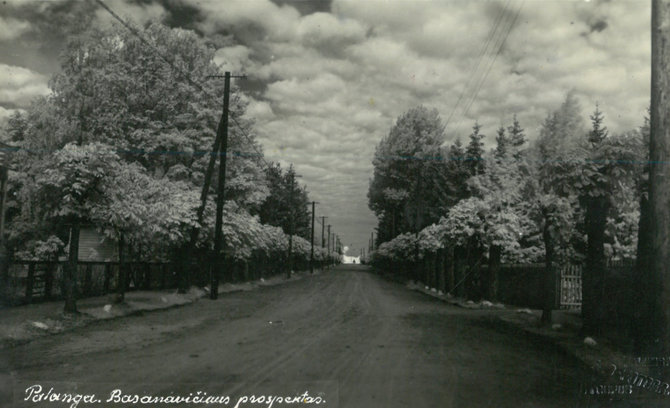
[559,264,582,310]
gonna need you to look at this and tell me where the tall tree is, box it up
[447,139,471,203]
[576,106,640,335]
[259,163,310,240]
[465,122,485,176]
[579,106,611,336]
[534,92,586,324]
[368,106,448,243]
[507,114,526,159]
[7,22,267,308]
[494,126,508,160]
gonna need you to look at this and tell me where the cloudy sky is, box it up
[0,0,652,255]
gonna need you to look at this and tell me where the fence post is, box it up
[446,246,455,294]
[103,264,111,294]
[44,262,55,300]
[555,265,561,309]
[436,248,445,293]
[116,233,127,303]
[161,264,167,289]
[143,263,151,290]
[83,264,92,296]
[25,262,35,303]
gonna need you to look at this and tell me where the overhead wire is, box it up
[461,0,525,121]
[94,0,273,171]
[444,0,511,129]
[460,7,516,121]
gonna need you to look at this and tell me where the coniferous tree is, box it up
[578,105,639,336]
[368,106,448,243]
[508,114,526,158]
[494,126,508,160]
[447,139,470,202]
[466,122,485,176]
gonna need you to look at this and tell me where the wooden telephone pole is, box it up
[310,201,317,274]
[286,170,302,279]
[321,216,327,248]
[0,142,13,296]
[210,72,232,300]
[643,0,670,379]
[327,225,331,265]
[210,71,245,299]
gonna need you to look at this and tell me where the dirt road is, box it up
[2,265,598,407]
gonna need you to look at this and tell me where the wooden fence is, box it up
[373,254,635,311]
[3,255,330,306]
[5,261,177,305]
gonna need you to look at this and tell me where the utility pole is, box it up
[321,216,327,247]
[211,71,245,299]
[286,170,302,279]
[0,142,14,296]
[327,225,331,265]
[211,71,231,300]
[310,201,316,274]
[641,0,670,380]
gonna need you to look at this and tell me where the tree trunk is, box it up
[541,213,557,325]
[487,245,501,301]
[176,245,189,294]
[83,264,93,296]
[63,224,79,314]
[582,196,609,336]
[143,263,151,290]
[44,262,55,300]
[436,248,446,293]
[103,263,111,294]
[447,246,455,294]
[25,263,35,303]
[0,246,8,301]
[116,233,127,303]
[634,194,654,348]
[454,246,466,298]
[465,238,483,300]
[423,252,435,288]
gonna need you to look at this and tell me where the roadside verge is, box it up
[0,269,319,350]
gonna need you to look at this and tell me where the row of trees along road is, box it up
[368,98,646,338]
[0,23,336,312]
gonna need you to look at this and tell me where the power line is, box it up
[230,115,272,170]
[461,1,525,121]
[94,0,272,171]
[95,0,216,101]
[444,0,511,130]
[460,8,516,121]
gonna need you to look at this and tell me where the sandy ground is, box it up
[0,265,634,407]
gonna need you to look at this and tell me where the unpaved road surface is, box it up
[2,265,599,407]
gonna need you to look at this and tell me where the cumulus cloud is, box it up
[214,45,253,74]
[227,0,650,250]
[94,0,167,29]
[197,0,301,42]
[0,16,31,41]
[0,0,653,253]
[0,64,49,107]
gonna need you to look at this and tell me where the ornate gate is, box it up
[559,264,582,310]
